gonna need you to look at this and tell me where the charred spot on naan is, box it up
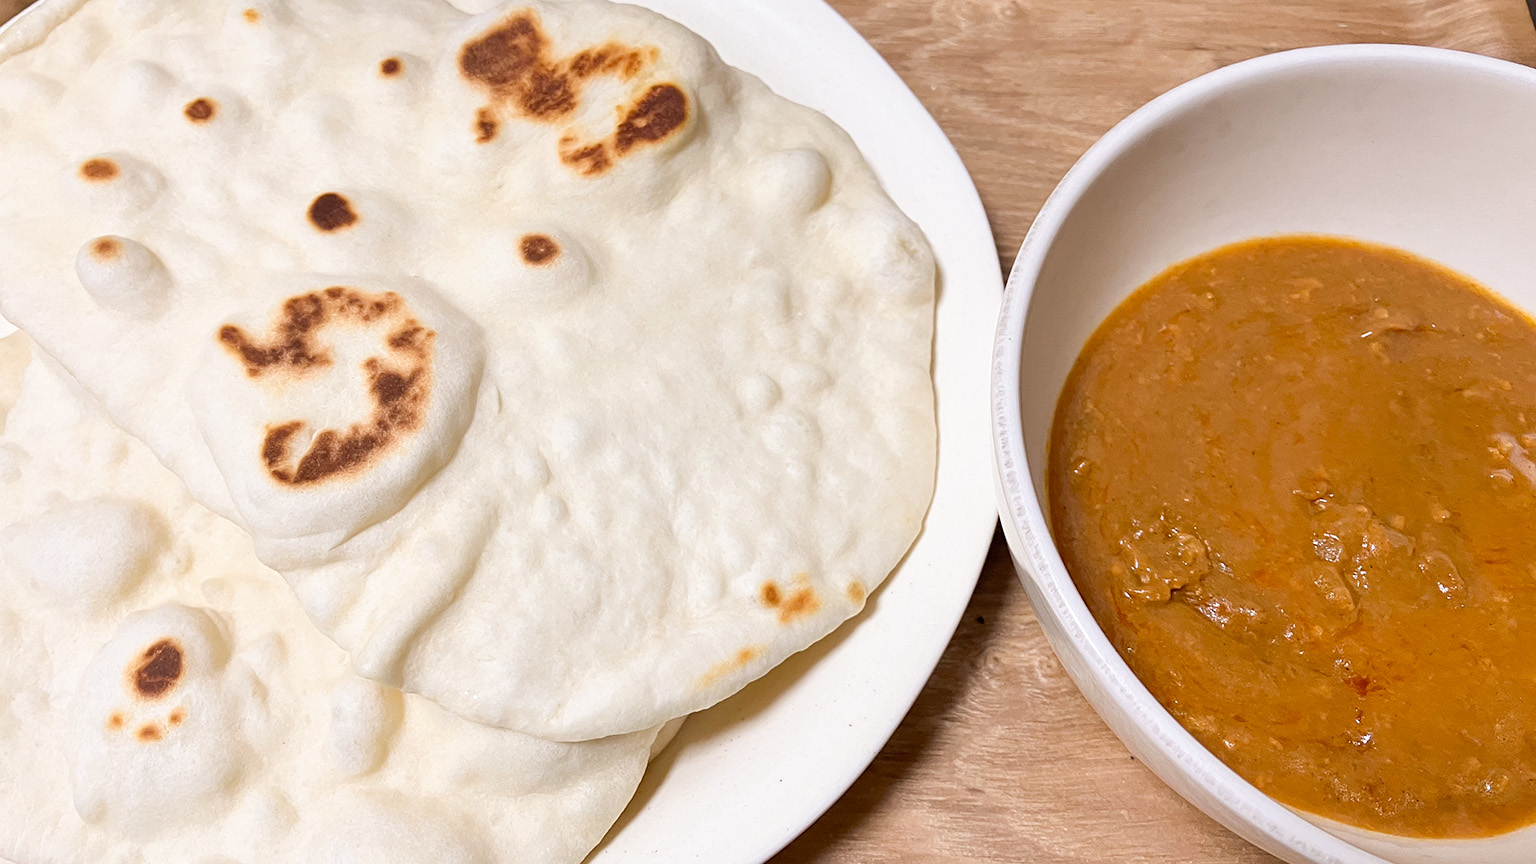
[130,639,184,700]
[218,288,413,376]
[219,287,436,487]
[380,57,403,77]
[242,7,260,24]
[260,364,431,486]
[183,98,217,123]
[615,84,687,154]
[519,234,560,265]
[475,107,499,143]
[458,11,649,117]
[697,645,764,688]
[847,581,867,604]
[89,237,123,261]
[759,578,821,625]
[557,83,687,177]
[79,158,119,182]
[457,10,684,175]
[308,192,359,232]
[558,139,611,176]
[136,724,163,743]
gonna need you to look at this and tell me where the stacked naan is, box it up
[0,338,660,863]
[0,0,937,859]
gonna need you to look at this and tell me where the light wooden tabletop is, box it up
[774,2,1536,862]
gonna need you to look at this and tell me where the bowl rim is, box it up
[991,42,1536,864]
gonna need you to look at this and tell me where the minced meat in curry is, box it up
[1050,235,1536,837]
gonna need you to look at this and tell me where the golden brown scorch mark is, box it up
[475,108,499,143]
[559,83,687,176]
[457,10,686,175]
[107,712,125,731]
[131,639,184,700]
[184,98,217,123]
[308,193,358,232]
[80,158,119,182]
[90,237,122,261]
[217,287,435,487]
[847,581,866,604]
[168,708,186,726]
[137,724,163,742]
[380,57,403,77]
[760,578,820,625]
[519,234,560,265]
[242,8,260,23]
[698,645,764,688]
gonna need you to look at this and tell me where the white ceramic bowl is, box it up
[992,44,1536,864]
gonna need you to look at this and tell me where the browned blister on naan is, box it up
[455,7,688,177]
[68,604,253,837]
[217,287,436,488]
[190,279,483,540]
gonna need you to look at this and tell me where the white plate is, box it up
[0,0,1001,862]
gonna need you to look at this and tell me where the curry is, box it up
[1050,236,1536,837]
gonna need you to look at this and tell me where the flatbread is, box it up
[0,339,657,864]
[0,0,937,740]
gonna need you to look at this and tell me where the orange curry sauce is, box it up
[1050,236,1536,837]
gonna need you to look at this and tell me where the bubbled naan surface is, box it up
[0,0,937,740]
[0,342,657,864]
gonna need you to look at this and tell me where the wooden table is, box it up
[775,2,1536,862]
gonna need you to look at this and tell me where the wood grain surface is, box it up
[772,2,1536,863]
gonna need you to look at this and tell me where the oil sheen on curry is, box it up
[1050,236,1536,838]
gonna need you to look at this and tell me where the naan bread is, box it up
[0,0,937,740]
[0,339,658,864]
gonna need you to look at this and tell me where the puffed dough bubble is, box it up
[740,270,792,322]
[3,497,164,607]
[109,61,178,116]
[327,677,401,778]
[189,283,485,539]
[469,229,594,308]
[67,604,251,837]
[74,153,166,215]
[75,236,173,317]
[833,215,935,306]
[754,148,833,216]
[735,374,781,413]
